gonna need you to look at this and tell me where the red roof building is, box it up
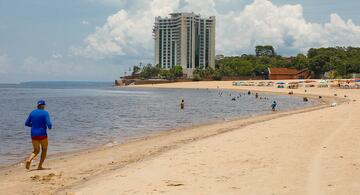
[268,68,309,80]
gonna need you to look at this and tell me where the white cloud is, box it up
[74,0,360,59]
[217,0,360,55]
[51,51,63,59]
[72,0,180,59]
[82,20,90,25]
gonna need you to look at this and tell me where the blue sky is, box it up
[0,0,359,83]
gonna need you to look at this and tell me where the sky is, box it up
[0,0,360,83]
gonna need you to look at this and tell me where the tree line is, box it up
[131,64,184,80]
[130,46,360,80]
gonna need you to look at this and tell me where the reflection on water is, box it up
[0,82,316,166]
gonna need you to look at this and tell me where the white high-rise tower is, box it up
[153,12,216,77]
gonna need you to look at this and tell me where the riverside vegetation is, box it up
[130,46,360,80]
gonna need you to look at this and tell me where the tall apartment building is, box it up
[153,12,215,77]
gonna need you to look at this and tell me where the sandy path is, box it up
[1,81,359,195]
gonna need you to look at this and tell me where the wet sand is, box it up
[1,81,360,195]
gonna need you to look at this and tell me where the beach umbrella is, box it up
[276,82,286,85]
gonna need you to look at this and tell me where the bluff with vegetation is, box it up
[131,46,360,80]
[131,64,184,80]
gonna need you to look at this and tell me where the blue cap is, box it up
[37,100,46,106]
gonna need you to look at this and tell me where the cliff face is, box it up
[114,80,125,86]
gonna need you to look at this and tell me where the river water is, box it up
[0,82,316,166]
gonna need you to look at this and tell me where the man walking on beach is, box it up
[25,100,52,170]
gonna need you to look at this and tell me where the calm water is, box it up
[0,82,316,166]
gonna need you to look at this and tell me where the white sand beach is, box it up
[1,81,360,195]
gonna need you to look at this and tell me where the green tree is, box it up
[253,63,268,76]
[170,65,183,79]
[160,69,171,79]
[212,69,222,80]
[255,45,276,57]
[132,65,141,76]
[139,64,161,79]
[233,60,254,76]
[308,55,328,78]
[293,54,309,70]
[331,56,347,77]
[193,67,215,79]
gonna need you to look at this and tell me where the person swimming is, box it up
[180,99,185,109]
[271,101,277,111]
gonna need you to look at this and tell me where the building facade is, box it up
[268,68,309,80]
[153,12,216,77]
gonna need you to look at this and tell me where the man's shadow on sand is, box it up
[28,167,51,172]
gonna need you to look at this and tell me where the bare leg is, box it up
[38,138,48,170]
[26,140,40,170]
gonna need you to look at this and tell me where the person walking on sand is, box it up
[25,100,52,170]
[180,99,185,110]
[271,101,277,111]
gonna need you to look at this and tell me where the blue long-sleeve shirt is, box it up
[25,109,52,137]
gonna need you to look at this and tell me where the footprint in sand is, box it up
[165,180,185,187]
[167,183,184,187]
[30,173,62,182]
[30,175,41,181]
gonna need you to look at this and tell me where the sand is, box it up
[1,81,360,195]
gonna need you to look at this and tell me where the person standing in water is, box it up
[25,100,52,170]
[271,101,277,111]
[255,93,259,99]
[180,99,185,109]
